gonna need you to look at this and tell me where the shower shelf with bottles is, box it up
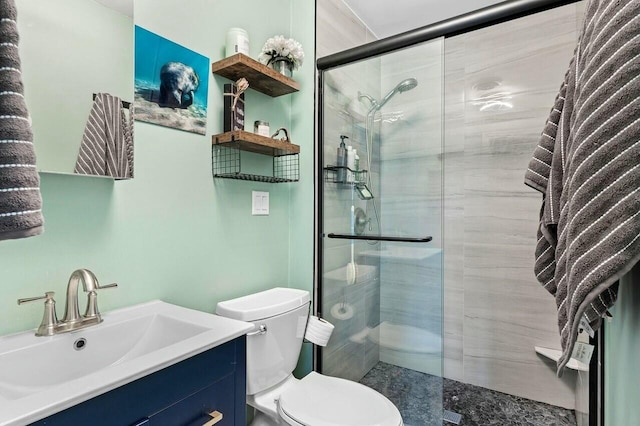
[323,165,367,185]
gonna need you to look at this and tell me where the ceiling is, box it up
[94,0,133,17]
[342,0,508,39]
[91,1,507,36]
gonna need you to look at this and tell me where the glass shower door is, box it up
[319,38,444,425]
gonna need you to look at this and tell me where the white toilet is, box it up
[216,287,403,426]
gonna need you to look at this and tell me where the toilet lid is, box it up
[278,372,402,426]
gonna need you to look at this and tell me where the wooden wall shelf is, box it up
[211,54,300,97]
[212,130,299,156]
[212,131,300,183]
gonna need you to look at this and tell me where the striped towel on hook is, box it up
[74,93,133,179]
[0,0,44,241]
[525,0,640,375]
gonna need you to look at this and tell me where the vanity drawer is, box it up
[30,337,246,426]
[141,372,235,425]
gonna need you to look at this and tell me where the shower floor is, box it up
[359,362,577,426]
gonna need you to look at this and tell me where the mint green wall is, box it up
[290,0,316,377]
[17,0,133,173]
[0,0,315,341]
[605,266,640,424]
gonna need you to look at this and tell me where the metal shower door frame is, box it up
[314,0,601,424]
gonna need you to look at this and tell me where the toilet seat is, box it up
[277,372,403,426]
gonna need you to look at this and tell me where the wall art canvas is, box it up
[134,26,209,135]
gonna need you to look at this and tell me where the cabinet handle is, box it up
[202,410,223,426]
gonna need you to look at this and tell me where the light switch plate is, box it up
[252,191,269,215]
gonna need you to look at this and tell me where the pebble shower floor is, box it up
[359,362,577,426]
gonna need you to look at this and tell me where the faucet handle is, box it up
[17,291,55,305]
[18,292,59,336]
[84,282,117,320]
[97,282,118,290]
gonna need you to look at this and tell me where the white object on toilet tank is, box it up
[215,287,311,395]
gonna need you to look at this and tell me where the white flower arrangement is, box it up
[258,35,304,70]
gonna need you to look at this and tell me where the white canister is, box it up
[254,121,270,137]
[225,28,249,57]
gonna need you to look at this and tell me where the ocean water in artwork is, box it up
[134,26,209,135]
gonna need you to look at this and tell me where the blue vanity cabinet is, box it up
[30,336,246,426]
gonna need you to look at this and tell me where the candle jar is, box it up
[225,28,249,57]
[254,121,270,137]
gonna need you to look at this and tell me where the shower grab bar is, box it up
[326,233,432,243]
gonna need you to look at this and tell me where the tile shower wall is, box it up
[377,39,444,376]
[317,0,380,381]
[316,0,377,58]
[320,58,382,382]
[442,2,585,408]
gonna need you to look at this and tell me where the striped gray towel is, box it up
[74,93,133,179]
[525,0,640,374]
[0,0,43,241]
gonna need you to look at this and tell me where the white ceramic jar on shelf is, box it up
[225,28,249,57]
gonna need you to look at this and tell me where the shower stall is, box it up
[316,1,597,425]
[318,37,445,424]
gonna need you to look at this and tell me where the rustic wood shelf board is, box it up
[212,130,300,156]
[211,54,300,97]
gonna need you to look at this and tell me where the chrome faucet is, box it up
[18,269,117,336]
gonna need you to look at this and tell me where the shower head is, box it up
[377,78,418,110]
[397,78,419,92]
[358,78,418,113]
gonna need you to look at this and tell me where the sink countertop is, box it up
[0,300,253,426]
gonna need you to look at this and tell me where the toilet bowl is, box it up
[278,372,401,426]
[216,287,403,426]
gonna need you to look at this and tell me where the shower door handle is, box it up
[326,233,432,243]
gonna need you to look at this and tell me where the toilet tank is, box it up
[216,288,310,395]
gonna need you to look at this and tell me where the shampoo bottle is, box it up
[346,145,355,182]
[354,150,360,182]
[337,135,348,182]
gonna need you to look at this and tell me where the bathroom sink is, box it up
[0,300,253,426]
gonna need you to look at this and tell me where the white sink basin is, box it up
[0,300,253,426]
